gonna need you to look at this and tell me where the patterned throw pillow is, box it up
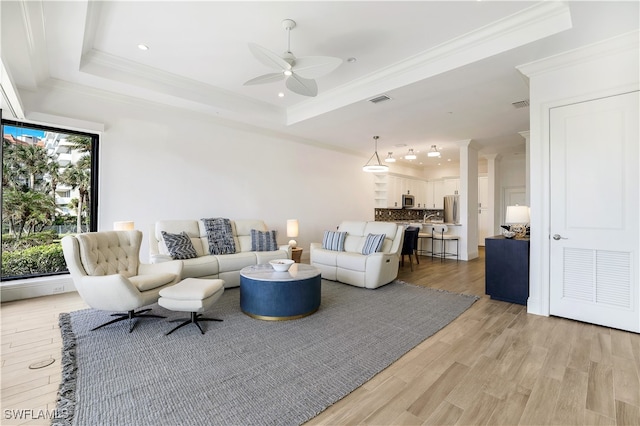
[250,229,278,252]
[161,231,198,260]
[322,231,347,251]
[201,218,236,255]
[361,233,386,255]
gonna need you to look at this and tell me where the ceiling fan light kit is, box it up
[244,19,343,97]
[363,136,389,173]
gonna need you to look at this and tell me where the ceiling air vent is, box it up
[512,99,530,109]
[369,94,392,104]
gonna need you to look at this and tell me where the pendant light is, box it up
[384,152,396,163]
[362,136,389,172]
[404,149,417,160]
[427,145,441,157]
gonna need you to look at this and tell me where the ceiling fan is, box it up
[243,19,343,97]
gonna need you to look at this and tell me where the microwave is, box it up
[402,194,415,208]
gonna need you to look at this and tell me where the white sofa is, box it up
[310,221,404,289]
[149,219,291,288]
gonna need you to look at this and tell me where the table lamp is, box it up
[113,221,134,231]
[505,205,529,239]
[287,219,299,248]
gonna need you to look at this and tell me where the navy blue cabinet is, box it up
[485,236,530,305]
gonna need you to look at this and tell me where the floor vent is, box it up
[369,94,392,104]
[512,99,530,108]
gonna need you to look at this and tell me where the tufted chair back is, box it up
[74,231,141,277]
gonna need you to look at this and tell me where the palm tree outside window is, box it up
[1,117,99,280]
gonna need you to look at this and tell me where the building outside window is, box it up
[1,118,99,281]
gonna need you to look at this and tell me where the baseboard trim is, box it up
[0,275,75,302]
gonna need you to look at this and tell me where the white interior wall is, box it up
[20,84,375,263]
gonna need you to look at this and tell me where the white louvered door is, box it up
[549,91,639,332]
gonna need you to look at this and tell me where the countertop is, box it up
[395,221,461,227]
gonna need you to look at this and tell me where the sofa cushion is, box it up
[336,252,367,271]
[155,220,205,257]
[322,231,347,251]
[180,256,219,279]
[312,247,340,266]
[250,229,278,251]
[362,233,386,255]
[235,220,267,252]
[202,218,236,255]
[255,249,290,265]
[216,252,257,273]
[161,231,198,260]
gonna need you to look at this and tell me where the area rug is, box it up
[53,280,478,426]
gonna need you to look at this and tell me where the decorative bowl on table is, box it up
[503,230,516,239]
[269,259,295,272]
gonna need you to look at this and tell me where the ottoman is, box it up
[158,278,225,335]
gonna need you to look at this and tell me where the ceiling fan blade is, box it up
[247,43,291,72]
[286,74,318,97]
[292,56,343,79]
[243,73,285,86]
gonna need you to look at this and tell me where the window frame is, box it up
[1,115,100,281]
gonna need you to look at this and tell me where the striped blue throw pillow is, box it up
[322,231,347,251]
[361,233,386,255]
[250,229,278,251]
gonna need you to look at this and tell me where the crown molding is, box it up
[1,59,25,119]
[517,29,640,78]
[79,49,284,123]
[30,78,362,159]
[16,0,49,89]
[287,1,572,125]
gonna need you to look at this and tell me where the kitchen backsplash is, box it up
[375,208,443,222]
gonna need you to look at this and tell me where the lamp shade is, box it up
[505,206,530,224]
[286,219,299,238]
[113,221,134,231]
[287,219,299,248]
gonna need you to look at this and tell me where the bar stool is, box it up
[401,226,420,270]
[417,226,432,256]
[431,224,459,262]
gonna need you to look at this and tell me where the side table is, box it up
[485,235,530,305]
[291,247,303,263]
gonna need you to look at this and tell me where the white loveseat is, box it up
[310,221,404,289]
[149,219,291,288]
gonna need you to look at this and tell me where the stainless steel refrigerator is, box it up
[444,195,459,224]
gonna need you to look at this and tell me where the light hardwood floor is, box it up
[2,249,640,425]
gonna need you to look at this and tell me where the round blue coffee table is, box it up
[240,264,321,321]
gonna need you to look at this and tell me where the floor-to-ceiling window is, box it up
[1,116,99,281]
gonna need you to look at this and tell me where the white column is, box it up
[458,139,480,260]
[519,131,531,205]
[483,154,501,236]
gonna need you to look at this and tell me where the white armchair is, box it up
[62,230,182,332]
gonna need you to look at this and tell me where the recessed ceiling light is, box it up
[137,44,149,51]
[347,57,357,63]
[278,92,285,98]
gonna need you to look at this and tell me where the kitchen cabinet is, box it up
[443,178,460,196]
[384,175,428,209]
[485,236,530,305]
[425,180,444,209]
[387,175,401,208]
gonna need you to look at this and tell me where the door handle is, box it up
[552,234,568,240]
